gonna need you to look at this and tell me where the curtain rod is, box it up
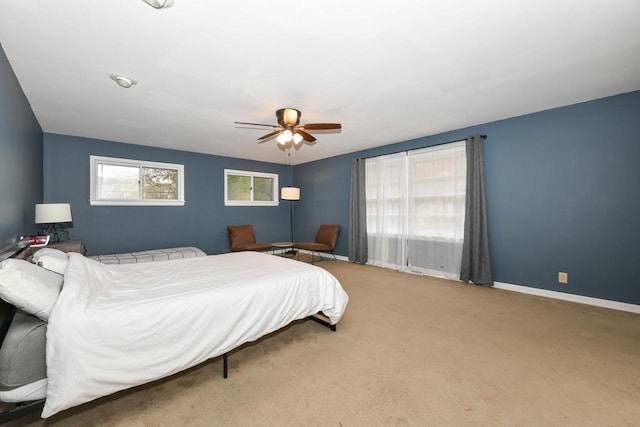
[362,134,487,160]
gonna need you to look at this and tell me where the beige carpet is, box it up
[6,259,640,426]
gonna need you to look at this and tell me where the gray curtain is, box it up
[460,134,493,286]
[348,158,368,264]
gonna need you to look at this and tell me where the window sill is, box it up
[224,201,279,207]
[89,200,185,207]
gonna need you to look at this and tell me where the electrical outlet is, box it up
[558,272,568,284]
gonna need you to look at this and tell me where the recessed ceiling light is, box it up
[141,0,172,9]
[109,74,137,88]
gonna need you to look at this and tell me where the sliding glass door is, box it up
[365,141,466,279]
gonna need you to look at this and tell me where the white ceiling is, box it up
[1,0,639,165]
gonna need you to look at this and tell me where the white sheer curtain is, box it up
[365,152,408,270]
[365,141,467,279]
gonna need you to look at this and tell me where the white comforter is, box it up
[42,252,349,417]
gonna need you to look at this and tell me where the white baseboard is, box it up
[312,253,640,315]
[494,281,640,314]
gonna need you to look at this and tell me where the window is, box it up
[90,156,185,206]
[365,142,466,240]
[224,169,279,206]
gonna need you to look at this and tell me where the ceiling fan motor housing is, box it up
[277,108,301,127]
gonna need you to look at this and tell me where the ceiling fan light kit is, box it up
[235,108,341,151]
[277,129,293,145]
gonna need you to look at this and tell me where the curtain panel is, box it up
[365,152,408,270]
[460,134,494,286]
[348,158,368,264]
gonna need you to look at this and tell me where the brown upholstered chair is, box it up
[293,224,341,263]
[227,225,272,252]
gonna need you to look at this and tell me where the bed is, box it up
[0,245,349,420]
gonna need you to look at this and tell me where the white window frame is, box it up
[224,169,279,206]
[89,155,185,206]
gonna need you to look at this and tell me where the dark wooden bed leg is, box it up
[308,313,337,331]
[223,353,228,378]
[0,399,45,423]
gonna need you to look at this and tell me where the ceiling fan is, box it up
[234,108,341,151]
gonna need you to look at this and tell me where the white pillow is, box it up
[0,259,63,321]
[32,248,69,275]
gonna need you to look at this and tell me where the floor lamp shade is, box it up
[281,187,300,201]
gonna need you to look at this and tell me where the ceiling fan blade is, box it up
[257,130,281,141]
[234,121,280,128]
[296,130,317,143]
[300,123,341,130]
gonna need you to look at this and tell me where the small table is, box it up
[31,239,86,255]
[271,242,294,257]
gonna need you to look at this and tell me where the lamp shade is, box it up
[281,187,300,201]
[35,203,72,224]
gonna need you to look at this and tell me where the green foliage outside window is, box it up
[253,177,274,201]
[224,169,278,206]
[227,175,251,201]
[143,168,178,200]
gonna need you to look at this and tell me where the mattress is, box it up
[0,310,47,402]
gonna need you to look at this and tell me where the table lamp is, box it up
[35,203,72,242]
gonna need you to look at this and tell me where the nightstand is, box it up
[32,240,86,255]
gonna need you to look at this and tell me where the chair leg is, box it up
[306,251,339,264]
[301,251,336,264]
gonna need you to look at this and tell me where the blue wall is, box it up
[37,84,640,304]
[293,154,352,246]
[294,90,640,305]
[0,44,42,250]
[43,134,294,255]
[4,33,635,304]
